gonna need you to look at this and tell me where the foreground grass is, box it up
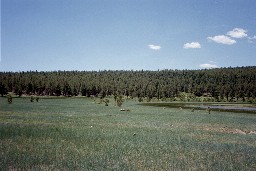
[0,97,255,170]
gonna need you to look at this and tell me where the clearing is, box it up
[0,97,255,170]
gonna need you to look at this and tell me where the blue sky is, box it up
[1,0,256,71]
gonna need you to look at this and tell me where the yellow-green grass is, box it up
[0,97,255,170]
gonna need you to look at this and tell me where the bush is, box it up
[7,94,12,104]
[116,96,124,107]
[138,97,143,102]
[30,96,34,102]
[104,98,109,106]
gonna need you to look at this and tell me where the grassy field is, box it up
[0,97,256,170]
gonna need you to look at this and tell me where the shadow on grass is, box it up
[139,102,256,114]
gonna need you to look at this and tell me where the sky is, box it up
[1,0,256,71]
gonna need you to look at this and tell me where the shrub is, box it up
[7,94,12,104]
[138,97,143,102]
[116,96,124,107]
[30,96,34,102]
[104,98,109,106]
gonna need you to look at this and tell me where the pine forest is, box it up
[0,66,255,102]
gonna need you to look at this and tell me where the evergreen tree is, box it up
[0,84,8,97]
[7,94,12,104]
[116,96,124,107]
[0,66,255,102]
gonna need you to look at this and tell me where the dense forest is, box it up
[0,66,255,102]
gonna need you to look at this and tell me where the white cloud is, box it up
[250,36,256,40]
[248,35,256,43]
[183,42,201,49]
[199,63,219,69]
[227,28,247,38]
[250,35,256,39]
[207,35,236,45]
[148,44,161,50]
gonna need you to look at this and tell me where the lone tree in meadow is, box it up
[104,98,109,106]
[30,96,34,102]
[7,94,12,104]
[116,96,124,107]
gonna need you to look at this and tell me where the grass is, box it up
[0,97,256,170]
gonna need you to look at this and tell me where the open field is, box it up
[0,97,256,170]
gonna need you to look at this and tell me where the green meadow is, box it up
[0,97,255,170]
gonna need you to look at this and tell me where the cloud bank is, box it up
[183,42,201,49]
[148,44,161,50]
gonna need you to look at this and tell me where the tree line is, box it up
[0,66,255,102]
